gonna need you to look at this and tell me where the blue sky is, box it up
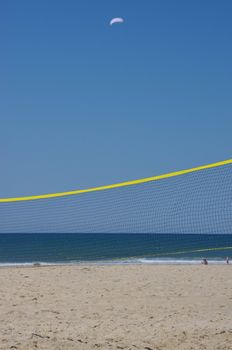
[1,0,232,197]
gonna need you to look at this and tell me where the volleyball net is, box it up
[0,159,231,236]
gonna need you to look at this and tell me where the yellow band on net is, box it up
[0,159,231,203]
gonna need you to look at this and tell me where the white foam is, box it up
[0,258,228,267]
[134,258,226,265]
[0,262,58,267]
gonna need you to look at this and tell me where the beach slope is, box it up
[0,265,231,349]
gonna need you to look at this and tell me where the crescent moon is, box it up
[110,17,124,26]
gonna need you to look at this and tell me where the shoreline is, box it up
[0,257,231,268]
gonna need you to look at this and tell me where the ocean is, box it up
[0,233,232,266]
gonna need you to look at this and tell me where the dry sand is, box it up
[0,265,231,350]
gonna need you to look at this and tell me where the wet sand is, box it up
[0,265,232,349]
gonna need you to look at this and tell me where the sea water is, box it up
[0,233,232,266]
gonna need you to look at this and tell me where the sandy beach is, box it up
[0,265,231,350]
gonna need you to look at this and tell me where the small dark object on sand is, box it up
[33,263,41,267]
[201,258,208,265]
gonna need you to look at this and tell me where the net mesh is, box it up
[0,161,231,234]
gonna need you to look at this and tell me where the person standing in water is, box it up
[226,257,229,264]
